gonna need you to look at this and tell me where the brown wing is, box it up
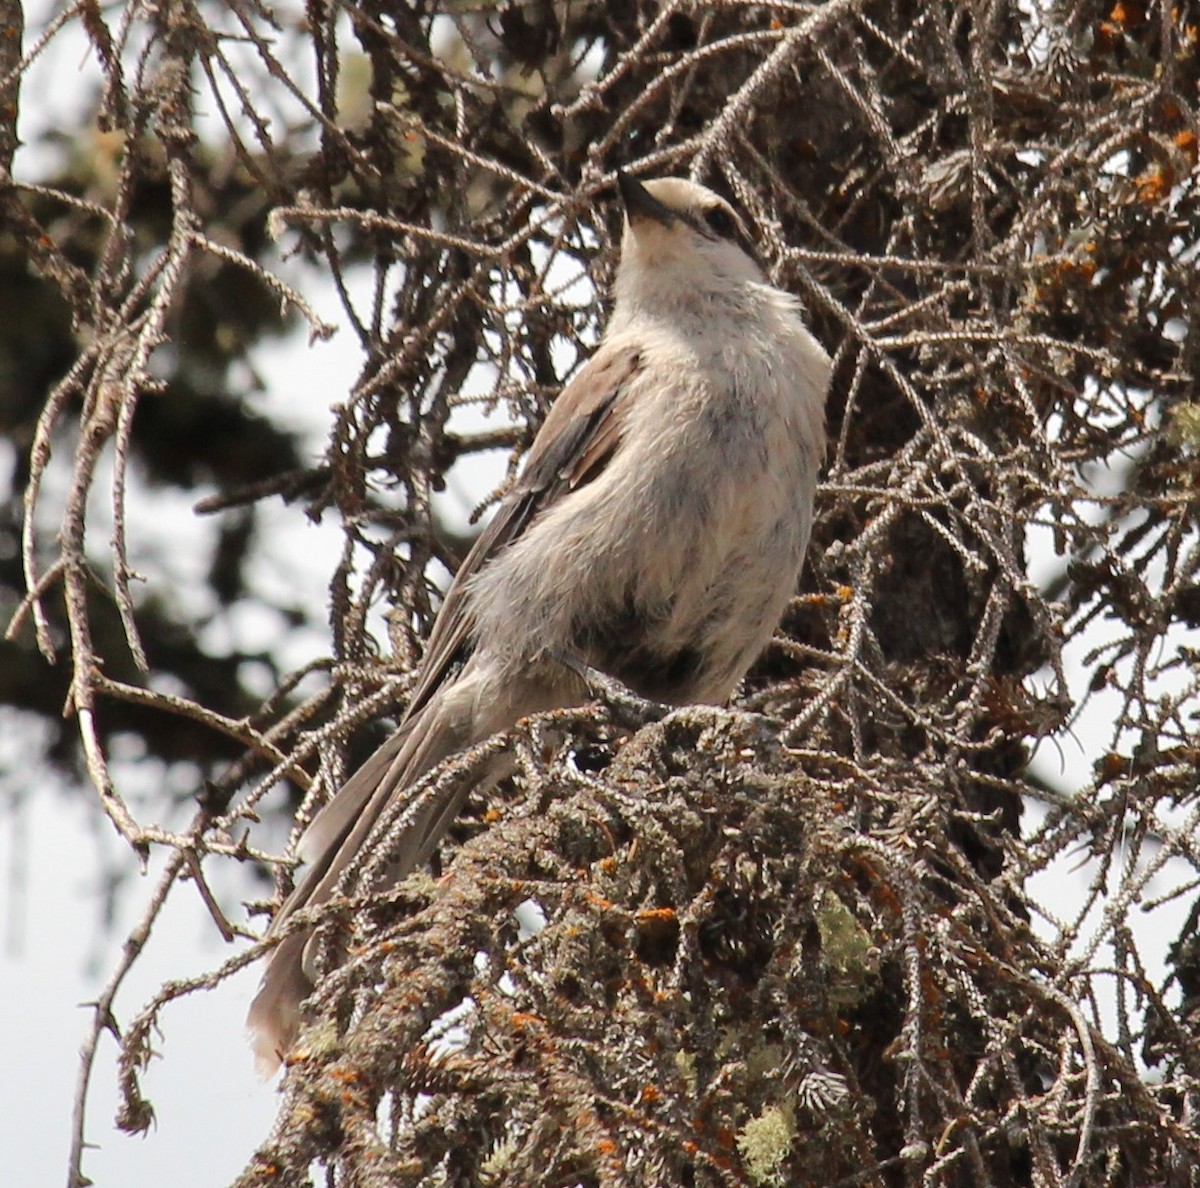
[285,342,642,909]
[401,343,644,722]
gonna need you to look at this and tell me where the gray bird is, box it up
[248,174,831,1075]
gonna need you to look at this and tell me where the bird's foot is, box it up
[546,648,671,729]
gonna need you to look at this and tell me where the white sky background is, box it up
[1,259,371,1185]
[3,3,1197,1185]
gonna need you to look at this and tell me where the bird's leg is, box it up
[545,648,671,729]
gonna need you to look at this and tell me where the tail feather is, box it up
[246,677,490,1075]
[246,930,311,1078]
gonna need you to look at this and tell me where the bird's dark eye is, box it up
[703,205,737,239]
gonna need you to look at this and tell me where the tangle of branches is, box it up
[3,0,1199,1184]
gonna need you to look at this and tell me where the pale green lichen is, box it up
[674,1049,697,1094]
[479,1135,519,1182]
[745,1042,785,1081]
[292,1019,341,1062]
[737,1105,795,1186]
[1168,402,1200,452]
[816,889,879,1005]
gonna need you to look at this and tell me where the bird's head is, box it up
[614,174,764,305]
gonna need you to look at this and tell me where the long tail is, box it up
[247,680,484,1076]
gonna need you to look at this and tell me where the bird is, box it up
[247,173,831,1075]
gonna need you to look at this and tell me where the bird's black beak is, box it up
[618,171,675,227]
